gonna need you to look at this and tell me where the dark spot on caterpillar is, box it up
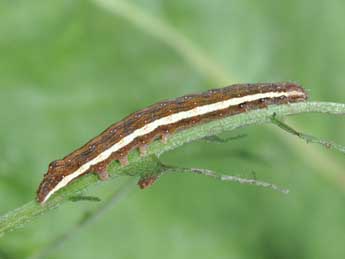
[49,160,64,169]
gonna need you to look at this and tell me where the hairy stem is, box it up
[0,101,344,236]
[271,114,345,154]
[163,166,289,194]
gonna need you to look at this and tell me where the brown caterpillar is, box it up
[37,82,308,204]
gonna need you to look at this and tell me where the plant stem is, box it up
[163,166,289,194]
[0,101,344,236]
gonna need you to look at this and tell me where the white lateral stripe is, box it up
[42,90,303,203]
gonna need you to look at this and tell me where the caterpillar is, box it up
[37,82,308,204]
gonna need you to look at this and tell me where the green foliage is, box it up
[0,0,345,258]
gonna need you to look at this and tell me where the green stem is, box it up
[162,166,289,194]
[0,101,344,236]
[271,114,345,154]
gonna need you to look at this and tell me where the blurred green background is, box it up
[1,0,345,258]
